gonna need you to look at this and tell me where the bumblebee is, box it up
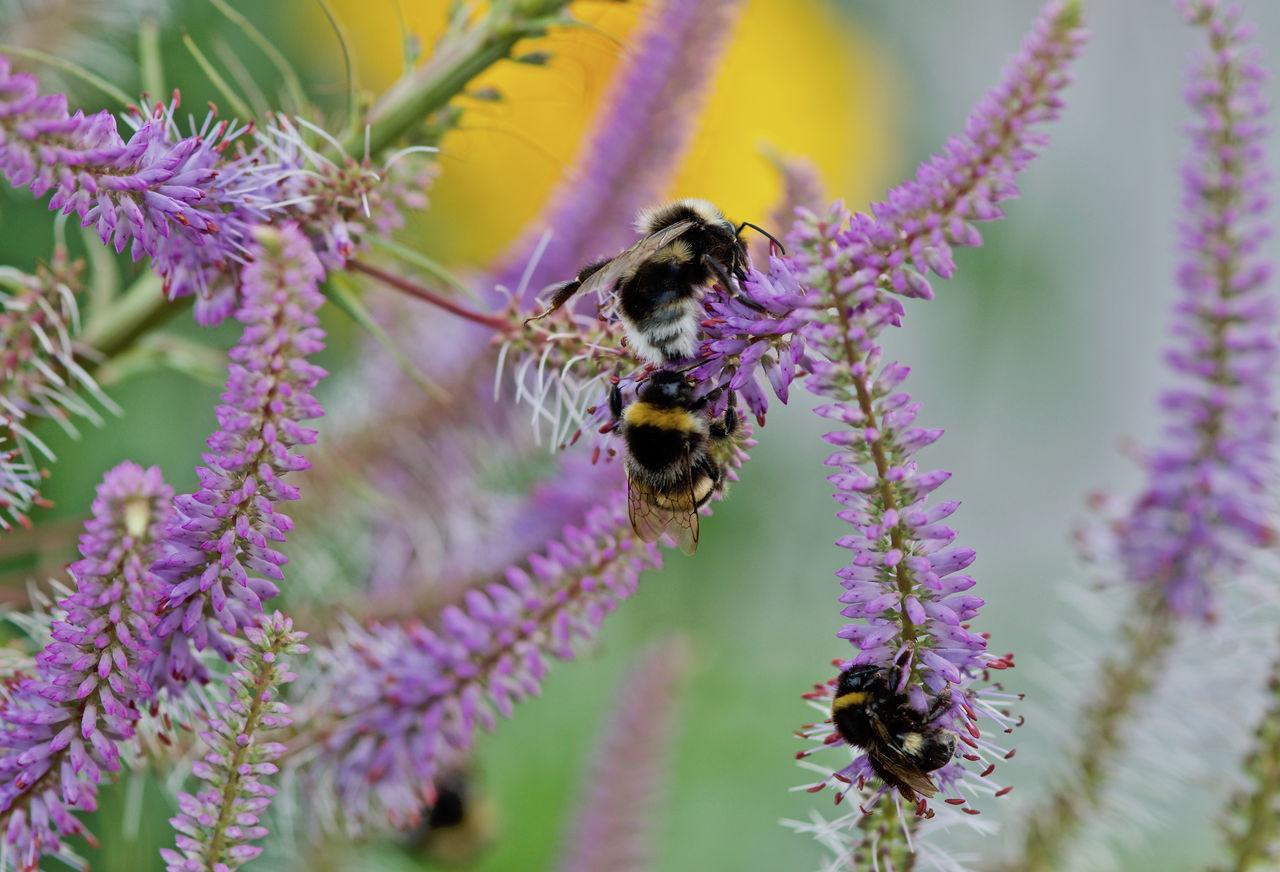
[528,199,780,364]
[830,664,957,801]
[406,771,496,866]
[610,370,736,554]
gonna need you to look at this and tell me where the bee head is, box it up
[835,664,884,697]
[637,370,695,407]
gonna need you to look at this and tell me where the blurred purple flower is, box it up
[558,640,689,872]
[0,461,172,871]
[491,0,744,301]
[1107,0,1275,619]
[148,224,326,695]
[161,611,305,872]
[294,495,662,832]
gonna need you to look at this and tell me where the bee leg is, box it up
[525,278,582,323]
[609,383,624,421]
[524,258,611,323]
[710,392,738,440]
[702,252,771,315]
[926,685,953,721]
[703,255,740,296]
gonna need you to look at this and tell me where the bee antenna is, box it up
[736,221,787,255]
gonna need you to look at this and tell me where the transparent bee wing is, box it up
[627,477,677,543]
[625,444,701,555]
[869,752,939,800]
[525,220,697,322]
[865,715,940,800]
[575,219,698,301]
[669,502,699,556]
[670,448,701,555]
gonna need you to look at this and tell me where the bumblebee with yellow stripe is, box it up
[527,199,782,364]
[610,370,737,554]
[831,664,957,802]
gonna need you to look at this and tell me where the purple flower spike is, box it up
[787,0,1085,818]
[558,640,689,872]
[1108,0,1275,620]
[0,461,172,872]
[160,612,305,872]
[149,224,327,695]
[788,0,1086,311]
[492,0,744,299]
[294,495,662,832]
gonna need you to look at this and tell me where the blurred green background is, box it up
[2,0,1279,870]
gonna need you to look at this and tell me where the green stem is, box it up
[138,17,166,99]
[995,596,1176,872]
[0,44,132,107]
[204,642,281,872]
[346,0,573,159]
[830,293,917,649]
[80,273,188,363]
[1212,651,1280,872]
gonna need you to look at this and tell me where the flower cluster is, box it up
[161,612,305,872]
[148,224,326,696]
[786,0,1084,819]
[1107,0,1275,619]
[0,58,431,327]
[0,248,115,525]
[0,62,254,324]
[0,461,172,871]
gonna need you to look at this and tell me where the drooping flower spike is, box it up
[292,494,665,831]
[787,0,1086,825]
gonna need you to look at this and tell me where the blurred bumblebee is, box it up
[610,370,737,554]
[405,770,496,866]
[528,198,781,364]
[830,663,957,802]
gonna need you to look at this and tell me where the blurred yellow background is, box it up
[299,0,899,264]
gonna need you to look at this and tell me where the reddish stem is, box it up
[349,260,514,333]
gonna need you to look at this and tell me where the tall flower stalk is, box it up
[790,0,1085,836]
[0,461,172,871]
[999,2,1274,870]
